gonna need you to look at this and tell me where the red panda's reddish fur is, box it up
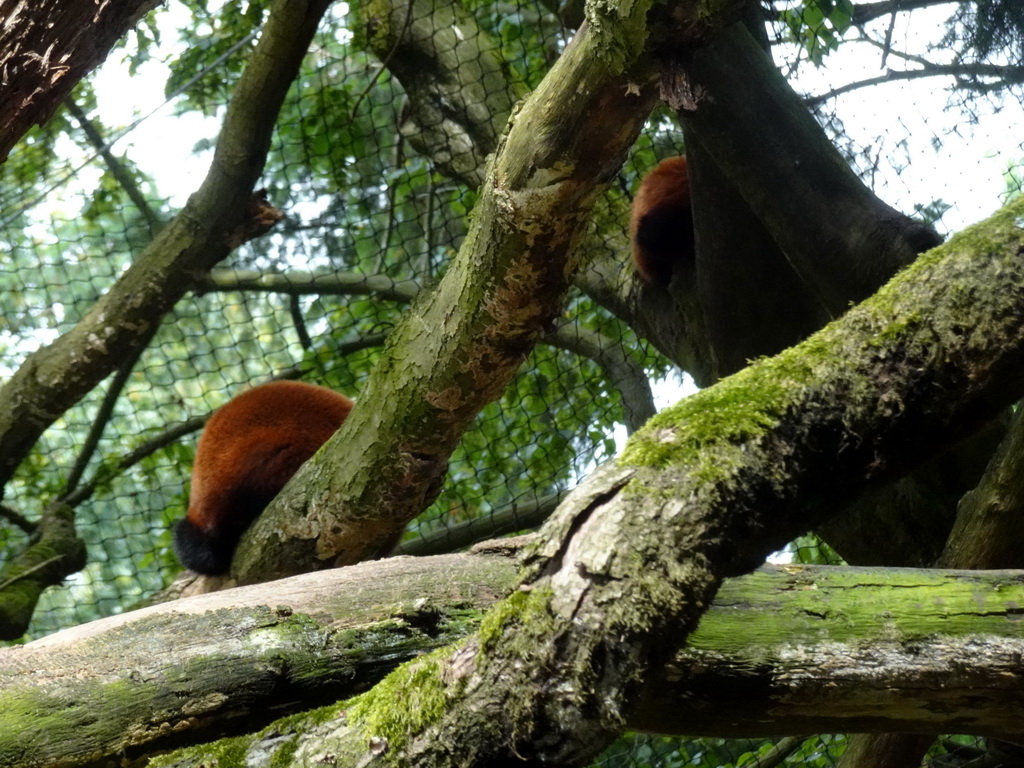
[174,380,353,575]
[630,156,694,284]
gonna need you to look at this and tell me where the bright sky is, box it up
[782,4,1024,232]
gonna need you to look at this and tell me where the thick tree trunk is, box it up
[679,23,942,324]
[577,17,939,388]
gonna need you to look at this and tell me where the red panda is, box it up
[630,156,694,284]
[174,380,354,575]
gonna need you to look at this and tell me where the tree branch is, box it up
[0,503,86,639]
[233,10,665,577]
[359,0,522,188]
[60,333,154,499]
[394,491,567,556]
[849,0,959,25]
[0,552,520,767]
[0,503,34,534]
[197,269,423,303]
[12,559,1024,767]
[0,0,329,491]
[64,98,163,235]
[805,62,1024,107]
[545,324,656,433]
[199,267,655,435]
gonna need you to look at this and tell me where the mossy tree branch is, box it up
[0,503,85,640]
[214,193,1024,765]
[6,558,1024,768]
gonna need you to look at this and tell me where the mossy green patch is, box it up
[149,733,250,768]
[477,586,554,656]
[620,360,792,472]
[346,646,451,756]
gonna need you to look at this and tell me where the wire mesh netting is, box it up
[2,0,1024,765]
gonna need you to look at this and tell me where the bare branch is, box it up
[197,269,423,303]
[545,323,656,433]
[64,99,163,235]
[395,491,567,556]
[806,62,1024,107]
[850,0,956,26]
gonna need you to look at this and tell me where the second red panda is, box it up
[630,156,694,284]
[174,380,354,575]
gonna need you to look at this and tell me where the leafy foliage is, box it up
[944,0,1024,66]
[778,0,853,65]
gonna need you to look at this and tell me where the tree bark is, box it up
[7,558,1024,768]
[231,9,664,584]
[0,0,161,163]
[0,553,518,768]
[678,23,942,322]
[0,504,85,640]
[636,565,1024,739]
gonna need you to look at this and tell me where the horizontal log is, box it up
[3,558,1024,767]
